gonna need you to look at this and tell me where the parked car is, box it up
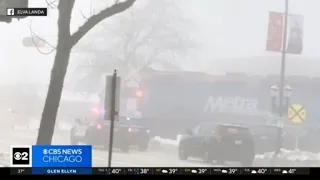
[70,117,151,152]
[178,123,255,166]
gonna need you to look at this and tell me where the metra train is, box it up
[120,69,320,140]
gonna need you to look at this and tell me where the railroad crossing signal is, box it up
[288,104,306,124]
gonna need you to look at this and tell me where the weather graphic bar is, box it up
[6,167,314,175]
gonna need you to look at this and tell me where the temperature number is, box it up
[228,169,237,174]
[111,168,121,174]
[257,169,268,174]
[169,169,178,174]
[140,169,149,174]
[288,169,296,174]
[17,169,25,174]
[198,168,207,174]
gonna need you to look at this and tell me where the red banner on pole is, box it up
[266,12,284,52]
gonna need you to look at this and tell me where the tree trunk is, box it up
[36,46,71,145]
[35,0,135,144]
[36,0,74,145]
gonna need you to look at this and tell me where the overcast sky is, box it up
[183,0,320,57]
[0,0,319,85]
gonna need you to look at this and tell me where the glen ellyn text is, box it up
[47,169,77,174]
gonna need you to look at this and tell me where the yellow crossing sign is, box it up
[288,104,306,124]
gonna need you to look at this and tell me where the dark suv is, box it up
[178,123,255,166]
[70,117,151,152]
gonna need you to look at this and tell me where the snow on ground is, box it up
[12,119,73,131]
[0,153,9,167]
[152,136,180,146]
[152,135,320,163]
[10,120,320,165]
[254,149,320,161]
[57,122,73,131]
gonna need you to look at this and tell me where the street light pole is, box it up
[274,0,289,159]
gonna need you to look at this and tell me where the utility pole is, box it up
[274,0,289,160]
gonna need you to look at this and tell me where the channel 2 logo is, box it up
[11,147,30,166]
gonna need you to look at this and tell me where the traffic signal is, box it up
[0,0,29,23]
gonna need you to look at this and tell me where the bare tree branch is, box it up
[45,0,58,9]
[90,2,96,15]
[117,8,166,69]
[70,0,136,47]
[79,2,95,21]
[72,0,196,91]
[28,22,56,54]
[80,10,88,20]
[123,48,160,84]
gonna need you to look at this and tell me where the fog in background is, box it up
[1,0,320,87]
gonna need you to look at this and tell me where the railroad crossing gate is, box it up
[288,104,306,124]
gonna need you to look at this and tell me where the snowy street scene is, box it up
[0,0,320,176]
